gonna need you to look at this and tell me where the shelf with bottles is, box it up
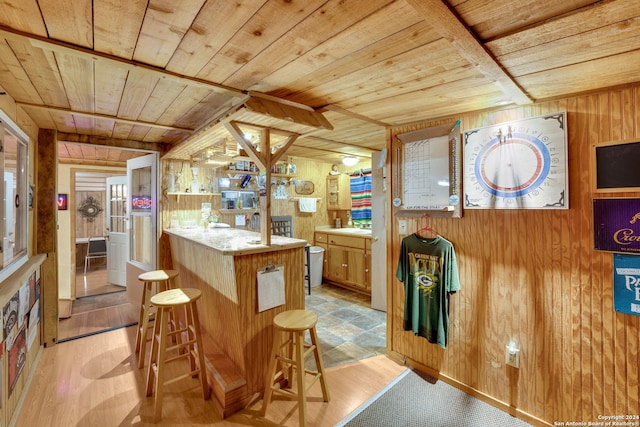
[224,155,297,177]
[223,169,295,178]
[219,208,259,214]
[166,192,221,196]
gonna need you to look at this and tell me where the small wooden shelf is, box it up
[219,208,259,214]
[224,169,295,178]
[167,192,220,196]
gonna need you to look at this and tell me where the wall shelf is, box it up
[219,208,259,214]
[224,169,295,178]
[167,192,220,196]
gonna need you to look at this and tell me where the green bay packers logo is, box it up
[416,273,438,295]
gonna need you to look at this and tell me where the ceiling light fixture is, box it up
[342,156,358,166]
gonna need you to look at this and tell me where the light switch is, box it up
[399,220,407,235]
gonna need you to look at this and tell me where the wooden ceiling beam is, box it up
[17,101,194,132]
[0,24,244,96]
[406,0,533,105]
[57,132,167,153]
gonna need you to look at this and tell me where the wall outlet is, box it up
[505,345,520,368]
[399,220,407,234]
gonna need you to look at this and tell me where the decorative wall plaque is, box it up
[78,196,103,222]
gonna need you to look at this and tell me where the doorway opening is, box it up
[58,170,138,342]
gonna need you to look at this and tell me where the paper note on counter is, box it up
[257,266,285,312]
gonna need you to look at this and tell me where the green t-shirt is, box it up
[396,234,460,348]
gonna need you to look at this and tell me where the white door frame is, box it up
[106,175,127,286]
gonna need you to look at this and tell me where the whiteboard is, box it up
[402,135,450,209]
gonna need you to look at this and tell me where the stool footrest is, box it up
[161,337,196,354]
[269,371,323,397]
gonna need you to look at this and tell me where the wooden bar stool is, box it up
[135,269,179,369]
[145,287,210,422]
[262,309,330,426]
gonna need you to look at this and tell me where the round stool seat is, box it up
[273,309,318,331]
[138,269,179,283]
[151,288,201,307]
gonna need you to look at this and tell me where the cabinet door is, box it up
[344,247,366,290]
[327,245,366,290]
[326,245,347,282]
[326,175,351,210]
[364,251,371,291]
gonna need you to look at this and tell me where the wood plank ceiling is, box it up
[0,0,638,167]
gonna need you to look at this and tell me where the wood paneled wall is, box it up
[387,87,640,425]
[161,158,349,245]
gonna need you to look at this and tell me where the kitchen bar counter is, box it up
[164,226,307,255]
[163,227,307,417]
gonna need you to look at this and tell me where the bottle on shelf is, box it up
[191,167,200,194]
[167,162,175,193]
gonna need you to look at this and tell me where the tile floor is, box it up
[305,283,387,368]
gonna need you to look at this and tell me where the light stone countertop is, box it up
[164,227,308,256]
[314,226,372,237]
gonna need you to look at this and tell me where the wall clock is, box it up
[463,112,568,209]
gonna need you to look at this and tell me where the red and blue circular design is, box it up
[474,133,550,198]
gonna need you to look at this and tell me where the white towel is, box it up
[298,197,317,213]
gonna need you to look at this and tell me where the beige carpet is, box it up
[337,369,534,427]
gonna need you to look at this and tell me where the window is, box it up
[0,109,29,281]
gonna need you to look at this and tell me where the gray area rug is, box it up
[336,369,534,427]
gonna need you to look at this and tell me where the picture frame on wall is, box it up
[463,112,568,209]
[592,138,640,193]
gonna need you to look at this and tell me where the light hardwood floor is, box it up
[14,325,406,426]
[58,267,137,342]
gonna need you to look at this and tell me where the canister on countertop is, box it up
[334,218,341,228]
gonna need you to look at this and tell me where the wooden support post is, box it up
[224,122,299,245]
[36,128,59,347]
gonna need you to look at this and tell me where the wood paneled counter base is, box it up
[163,228,307,417]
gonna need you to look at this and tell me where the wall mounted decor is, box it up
[57,194,67,210]
[463,112,568,209]
[592,138,640,192]
[77,196,103,221]
[593,198,640,253]
[392,120,462,218]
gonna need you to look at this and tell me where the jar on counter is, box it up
[334,218,341,228]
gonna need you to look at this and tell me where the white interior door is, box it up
[371,151,388,311]
[106,176,127,286]
[127,154,158,272]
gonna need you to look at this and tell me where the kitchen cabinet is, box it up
[326,174,351,210]
[314,231,371,294]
